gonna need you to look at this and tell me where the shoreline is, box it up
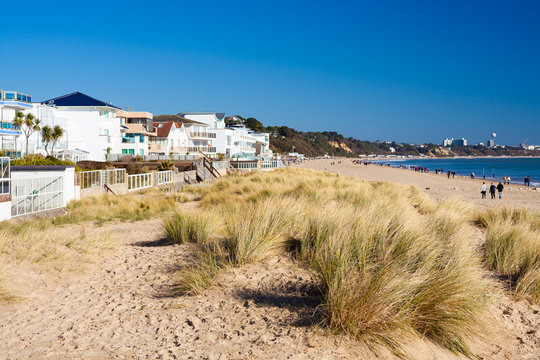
[293,158,540,212]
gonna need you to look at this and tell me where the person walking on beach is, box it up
[471,172,475,179]
[489,183,496,199]
[497,182,504,199]
[503,176,506,184]
[481,182,487,199]
[507,176,511,184]
[451,170,455,178]
[447,170,451,179]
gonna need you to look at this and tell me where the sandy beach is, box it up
[292,158,540,212]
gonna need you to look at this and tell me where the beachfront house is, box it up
[153,115,216,156]
[17,92,126,162]
[179,112,272,159]
[116,111,155,157]
[0,90,28,158]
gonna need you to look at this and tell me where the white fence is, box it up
[261,160,281,169]
[232,162,259,170]
[231,160,284,171]
[80,169,126,189]
[156,170,173,185]
[128,173,153,191]
[11,176,64,217]
[0,157,9,195]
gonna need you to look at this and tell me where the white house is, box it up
[116,111,155,157]
[153,115,216,156]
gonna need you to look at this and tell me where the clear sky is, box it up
[1,0,539,146]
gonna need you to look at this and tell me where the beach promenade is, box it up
[293,158,540,212]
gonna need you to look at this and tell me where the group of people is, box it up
[524,176,532,186]
[502,176,512,184]
[480,182,504,199]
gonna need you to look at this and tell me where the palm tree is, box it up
[41,125,53,156]
[12,112,41,156]
[50,125,65,156]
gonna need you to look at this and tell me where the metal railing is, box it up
[128,172,153,191]
[11,176,63,216]
[190,132,216,138]
[80,169,126,189]
[156,170,173,185]
[0,157,10,195]
[232,161,258,170]
[186,146,216,153]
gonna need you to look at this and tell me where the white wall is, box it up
[11,166,77,206]
[0,201,10,221]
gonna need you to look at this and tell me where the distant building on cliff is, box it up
[443,137,467,146]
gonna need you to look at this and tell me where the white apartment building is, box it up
[8,92,126,162]
[0,90,29,158]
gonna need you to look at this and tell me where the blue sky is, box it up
[1,0,539,145]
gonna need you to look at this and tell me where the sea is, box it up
[378,157,540,187]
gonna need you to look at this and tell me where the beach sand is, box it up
[292,158,540,212]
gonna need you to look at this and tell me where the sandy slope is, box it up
[292,159,540,212]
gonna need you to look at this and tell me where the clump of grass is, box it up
[478,208,540,300]
[174,246,224,295]
[165,211,221,244]
[171,167,498,356]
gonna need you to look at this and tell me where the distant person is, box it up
[527,176,531,186]
[481,182,487,199]
[497,182,504,199]
[489,183,496,199]
[503,176,506,184]
[447,170,451,179]
[507,176,511,184]
[451,170,455,178]
[524,176,529,186]
[471,172,475,179]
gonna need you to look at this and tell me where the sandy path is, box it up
[292,159,540,212]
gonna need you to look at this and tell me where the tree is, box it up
[40,125,53,156]
[105,147,112,161]
[50,125,65,155]
[12,112,41,155]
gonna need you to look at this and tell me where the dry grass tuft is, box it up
[477,207,540,300]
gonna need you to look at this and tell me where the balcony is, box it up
[189,132,216,139]
[149,144,163,153]
[122,137,135,143]
[184,146,216,153]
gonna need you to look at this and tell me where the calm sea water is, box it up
[380,158,540,187]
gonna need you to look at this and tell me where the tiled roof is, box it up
[155,121,174,138]
[41,91,120,109]
[154,114,206,125]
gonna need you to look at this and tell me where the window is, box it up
[128,149,134,155]
[122,149,128,154]
[104,129,109,136]
[140,149,144,156]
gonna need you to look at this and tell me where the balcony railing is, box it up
[190,132,216,138]
[185,146,216,153]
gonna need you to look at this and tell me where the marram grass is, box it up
[169,167,510,357]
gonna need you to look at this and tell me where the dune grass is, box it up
[477,207,540,300]
[170,168,499,356]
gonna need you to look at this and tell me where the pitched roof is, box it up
[41,91,120,109]
[155,121,174,138]
[153,114,207,125]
